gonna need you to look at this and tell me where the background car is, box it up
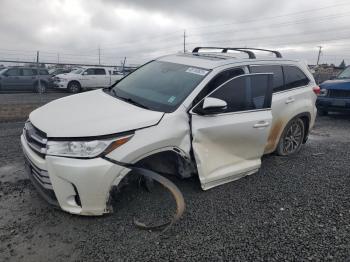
[0,66,50,93]
[317,66,350,115]
[49,68,72,76]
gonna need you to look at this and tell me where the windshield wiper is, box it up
[111,89,149,109]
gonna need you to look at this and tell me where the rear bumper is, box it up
[316,97,350,112]
[21,135,129,216]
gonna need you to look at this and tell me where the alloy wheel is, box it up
[282,119,304,155]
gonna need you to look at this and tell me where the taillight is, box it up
[313,86,321,95]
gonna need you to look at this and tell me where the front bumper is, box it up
[53,81,68,89]
[316,97,350,112]
[21,135,129,216]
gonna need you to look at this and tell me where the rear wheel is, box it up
[276,118,305,156]
[68,81,81,93]
[34,81,47,93]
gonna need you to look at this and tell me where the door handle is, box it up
[253,121,270,128]
[285,97,295,104]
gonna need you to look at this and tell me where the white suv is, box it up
[21,47,318,216]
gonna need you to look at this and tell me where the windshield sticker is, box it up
[168,96,176,103]
[186,67,209,76]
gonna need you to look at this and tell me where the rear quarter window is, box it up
[283,65,309,89]
[250,65,284,92]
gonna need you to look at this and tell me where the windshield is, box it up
[110,61,209,112]
[70,68,84,74]
[337,67,350,79]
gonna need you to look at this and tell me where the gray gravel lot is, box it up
[0,92,70,105]
[0,115,350,261]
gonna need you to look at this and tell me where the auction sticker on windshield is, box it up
[186,67,209,76]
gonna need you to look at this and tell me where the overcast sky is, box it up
[0,0,350,66]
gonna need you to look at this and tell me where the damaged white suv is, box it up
[21,47,318,216]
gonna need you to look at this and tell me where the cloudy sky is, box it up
[0,0,350,66]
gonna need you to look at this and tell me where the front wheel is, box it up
[276,118,305,156]
[67,81,81,93]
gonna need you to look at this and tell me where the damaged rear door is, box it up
[190,73,274,190]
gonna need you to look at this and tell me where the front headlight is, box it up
[46,135,133,158]
[319,88,328,96]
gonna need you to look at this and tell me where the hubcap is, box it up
[283,120,303,154]
[70,84,78,92]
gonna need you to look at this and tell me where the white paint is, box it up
[29,89,164,137]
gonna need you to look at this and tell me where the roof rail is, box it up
[192,47,282,58]
[192,47,256,59]
[232,47,282,58]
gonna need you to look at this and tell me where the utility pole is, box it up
[316,46,322,65]
[98,45,101,65]
[36,51,42,94]
[122,57,126,72]
[57,53,60,64]
[183,30,186,53]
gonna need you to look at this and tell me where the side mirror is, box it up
[82,71,88,75]
[195,97,227,115]
[203,97,227,110]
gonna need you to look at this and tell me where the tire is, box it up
[318,110,328,116]
[34,81,47,93]
[67,81,81,93]
[276,118,305,156]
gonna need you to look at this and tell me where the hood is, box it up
[320,79,350,90]
[29,90,164,138]
[56,73,79,79]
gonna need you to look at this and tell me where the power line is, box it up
[186,27,350,47]
[187,13,350,39]
[186,1,350,31]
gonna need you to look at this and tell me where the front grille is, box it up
[24,154,58,206]
[24,154,53,190]
[328,89,350,98]
[23,122,47,158]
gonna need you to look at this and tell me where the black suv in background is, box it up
[0,67,50,93]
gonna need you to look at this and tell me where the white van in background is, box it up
[53,67,124,93]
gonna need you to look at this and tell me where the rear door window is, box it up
[250,65,284,92]
[283,66,309,89]
[22,69,35,76]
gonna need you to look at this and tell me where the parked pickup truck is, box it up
[53,67,124,93]
[317,66,350,115]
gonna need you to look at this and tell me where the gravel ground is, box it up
[0,92,69,105]
[0,114,350,261]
